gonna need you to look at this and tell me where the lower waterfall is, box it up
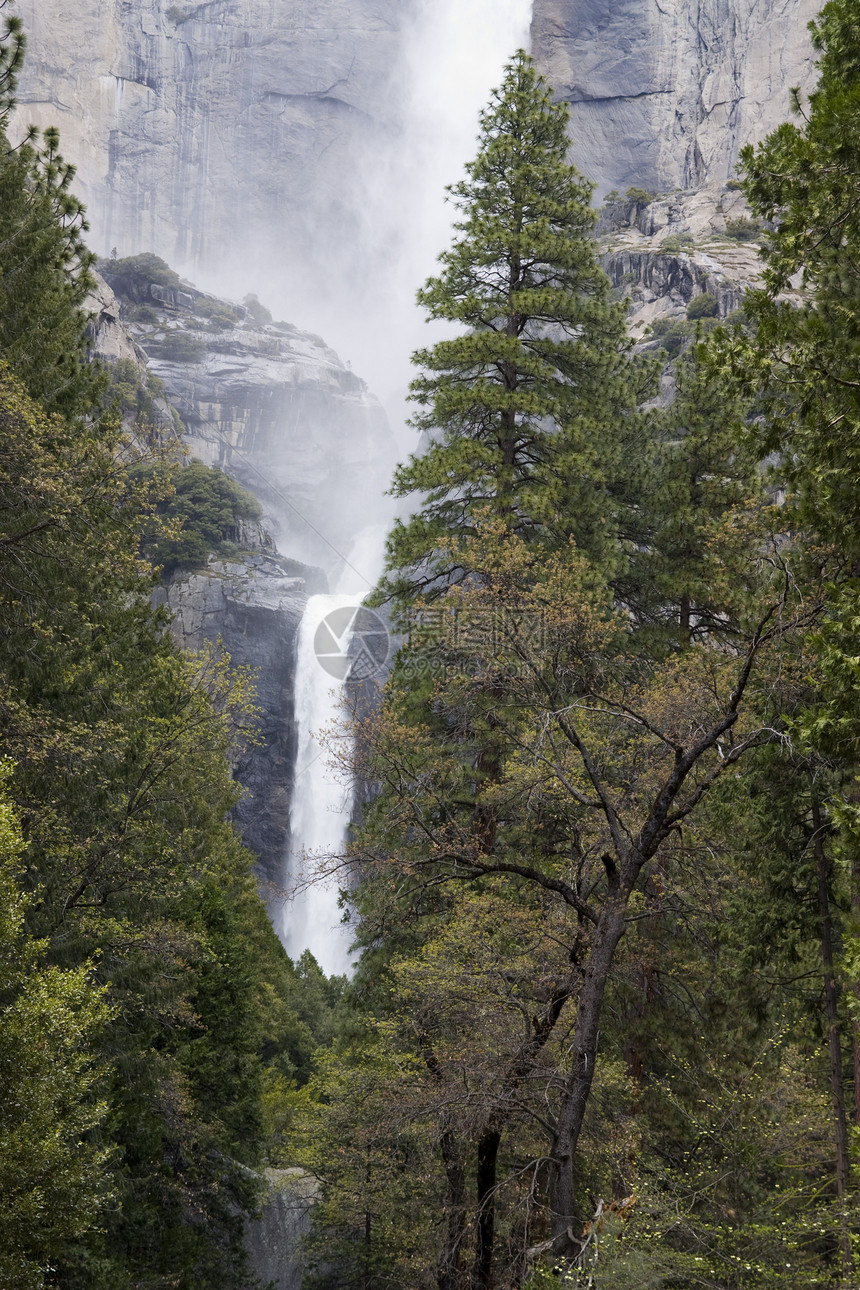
[281,525,390,974]
[279,0,533,974]
[281,593,360,975]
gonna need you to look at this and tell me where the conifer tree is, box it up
[378,50,654,610]
[0,5,103,420]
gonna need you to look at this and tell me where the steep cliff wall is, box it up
[531,0,820,194]
[98,261,395,570]
[12,0,819,282]
[11,0,405,275]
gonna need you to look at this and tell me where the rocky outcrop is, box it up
[153,554,326,900]
[597,185,767,338]
[99,262,396,572]
[531,0,820,194]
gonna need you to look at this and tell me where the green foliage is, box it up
[724,214,762,241]
[377,50,656,612]
[0,765,112,1290]
[102,251,182,295]
[625,185,655,207]
[154,330,206,364]
[0,108,104,417]
[648,313,718,356]
[193,297,240,330]
[660,232,694,252]
[686,291,719,319]
[140,458,263,572]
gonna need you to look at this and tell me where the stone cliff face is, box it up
[12,0,819,279]
[153,555,324,902]
[11,0,405,275]
[531,0,820,194]
[87,261,392,900]
[98,262,395,571]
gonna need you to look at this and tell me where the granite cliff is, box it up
[533,0,820,195]
[11,0,818,287]
[87,261,387,908]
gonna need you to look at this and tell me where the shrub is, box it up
[243,293,273,326]
[193,297,240,328]
[686,292,719,320]
[724,215,760,242]
[648,314,718,357]
[101,253,181,294]
[625,186,655,207]
[140,460,264,573]
[156,331,205,364]
[660,233,694,253]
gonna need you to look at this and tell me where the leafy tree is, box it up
[140,458,264,572]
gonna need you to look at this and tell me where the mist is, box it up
[204,0,533,468]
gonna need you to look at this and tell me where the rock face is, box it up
[153,554,325,901]
[11,0,405,276]
[99,261,395,572]
[597,184,768,340]
[12,0,819,279]
[531,0,820,194]
[244,1169,316,1290]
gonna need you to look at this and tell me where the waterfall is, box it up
[280,1,533,973]
[281,525,390,975]
[281,593,360,976]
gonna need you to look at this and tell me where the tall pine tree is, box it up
[378,50,655,611]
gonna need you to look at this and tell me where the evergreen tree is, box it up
[0,765,112,1290]
[378,50,655,611]
[0,6,103,420]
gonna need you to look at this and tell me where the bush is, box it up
[648,314,718,357]
[156,331,205,364]
[686,292,719,320]
[660,233,694,253]
[724,215,760,242]
[141,460,264,573]
[194,297,240,329]
[101,253,181,294]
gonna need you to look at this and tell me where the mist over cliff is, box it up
[11,0,817,401]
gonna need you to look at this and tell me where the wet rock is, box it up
[244,1169,316,1290]
[153,553,327,903]
[531,0,819,194]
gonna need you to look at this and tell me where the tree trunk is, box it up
[438,1129,468,1290]
[471,1128,501,1290]
[548,897,628,1254]
[811,798,852,1281]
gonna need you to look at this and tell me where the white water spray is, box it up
[282,524,390,974]
[282,593,358,976]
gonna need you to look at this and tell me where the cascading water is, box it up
[282,594,360,976]
[280,0,533,972]
[282,526,390,975]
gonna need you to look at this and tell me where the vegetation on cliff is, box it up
[0,9,338,1288]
